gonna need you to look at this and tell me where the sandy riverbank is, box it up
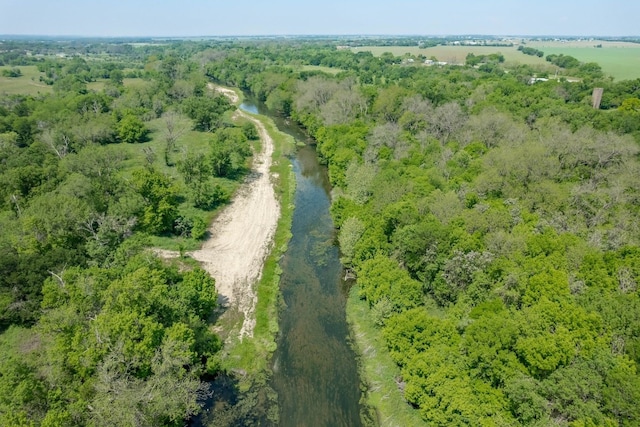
[189,85,279,339]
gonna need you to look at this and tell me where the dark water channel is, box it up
[241,100,365,427]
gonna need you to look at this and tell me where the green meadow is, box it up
[300,64,344,75]
[355,41,640,80]
[530,44,640,81]
[0,65,52,95]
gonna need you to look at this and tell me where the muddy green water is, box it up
[242,101,365,427]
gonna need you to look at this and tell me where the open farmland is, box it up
[527,40,640,80]
[354,40,640,80]
[0,65,52,95]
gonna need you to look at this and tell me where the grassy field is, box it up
[0,65,52,95]
[77,77,152,93]
[354,41,640,80]
[300,64,344,75]
[1,68,150,95]
[527,40,635,49]
[527,41,640,81]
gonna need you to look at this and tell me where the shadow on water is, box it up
[189,376,239,427]
[192,97,367,427]
[190,374,276,427]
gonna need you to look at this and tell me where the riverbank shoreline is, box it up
[188,86,296,426]
[347,286,426,426]
[219,110,297,378]
[191,101,280,342]
[209,85,296,379]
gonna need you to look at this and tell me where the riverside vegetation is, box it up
[0,40,259,426]
[1,37,640,426]
[203,39,640,426]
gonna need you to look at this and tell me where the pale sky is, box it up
[0,0,637,37]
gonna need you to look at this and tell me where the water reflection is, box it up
[239,102,259,115]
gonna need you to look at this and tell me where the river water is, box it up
[241,101,365,427]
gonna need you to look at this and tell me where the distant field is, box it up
[354,45,549,66]
[86,80,106,92]
[527,40,635,49]
[1,69,149,96]
[0,65,52,95]
[527,41,640,81]
[354,41,640,81]
[86,77,148,92]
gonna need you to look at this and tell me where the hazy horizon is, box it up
[1,0,638,38]
[1,34,638,39]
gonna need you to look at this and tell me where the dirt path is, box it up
[212,86,240,103]
[189,85,279,339]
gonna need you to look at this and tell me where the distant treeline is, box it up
[546,53,581,68]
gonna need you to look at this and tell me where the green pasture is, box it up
[84,77,151,92]
[532,45,640,81]
[527,40,634,49]
[0,66,152,95]
[86,80,106,92]
[355,42,640,80]
[0,65,52,95]
[300,64,344,75]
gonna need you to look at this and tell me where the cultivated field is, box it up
[355,40,640,80]
[527,40,640,81]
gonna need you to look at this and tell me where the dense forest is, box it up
[201,40,640,425]
[2,37,640,426]
[0,40,257,426]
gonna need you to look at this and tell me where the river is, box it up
[242,100,366,426]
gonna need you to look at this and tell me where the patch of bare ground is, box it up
[184,84,279,340]
[154,86,279,339]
